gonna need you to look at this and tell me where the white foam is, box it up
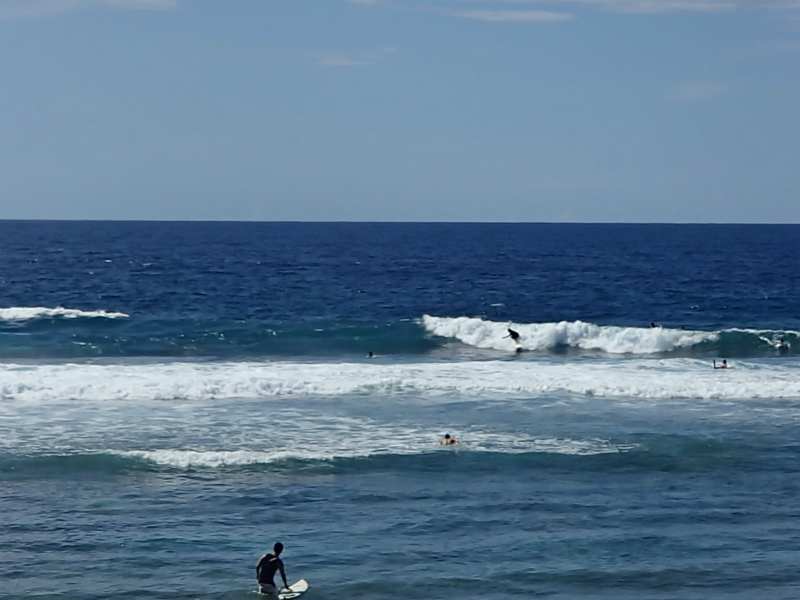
[114,435,625,468]
[1,357,799,404]
[119,449,333,468]
[732,328,800,337]
[1,387,636,465]
[422,315,716,354]
[454,433,627,456]
[0,306,129,321]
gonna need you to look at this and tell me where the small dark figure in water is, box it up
[256,542,291,595]
[504,328,520,342]
[368,351,374,358]
[650,322,658,328]
[713,359,729,369]
[778,339,790,354]
[440,434,459,445]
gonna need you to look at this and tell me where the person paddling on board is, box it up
[257,542,291,595]
[713,359,729,369]
[440,433,459,445]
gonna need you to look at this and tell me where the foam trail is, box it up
[0,306,129,321]
[422,315,716,354]
[115,435,624,468]
[2,358,800,404]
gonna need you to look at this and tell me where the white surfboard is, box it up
[278,579,309,599]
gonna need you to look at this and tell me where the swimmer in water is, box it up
[713,359,729,369]
[440,434,459,445]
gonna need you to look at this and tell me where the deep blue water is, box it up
[2,221,800,600]
[1,222,799,359]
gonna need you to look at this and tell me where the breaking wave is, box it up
[422,315,797,357]
[2,358,800,403]
[0,306,129,321]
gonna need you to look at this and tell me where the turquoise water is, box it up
[2,222,800,599]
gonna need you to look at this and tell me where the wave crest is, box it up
[422,315,715,354]
[118,436,626,468]
[0,306,129,321]
[2,359,800,403]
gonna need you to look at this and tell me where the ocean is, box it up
[2,221,800,600]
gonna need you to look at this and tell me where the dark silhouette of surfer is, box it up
[713,359,729,369]
[503,328,523,353]
[256,542,291,595]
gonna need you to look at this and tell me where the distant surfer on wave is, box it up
[713,359,729,369]
[504,328,523,353]
[440,433,459,445]
[257,542,291,595]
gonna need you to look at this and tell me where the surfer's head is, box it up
[274,542,284,555]
[444,434,451,440]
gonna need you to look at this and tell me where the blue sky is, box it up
[0,0,798,222]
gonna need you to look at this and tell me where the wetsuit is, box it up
[256,553,286,593]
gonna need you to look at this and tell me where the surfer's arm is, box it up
[279,561,289,589]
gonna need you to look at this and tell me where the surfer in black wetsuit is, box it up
[713,359,729,369]
[504,328,523,353]
[256,542,291,595]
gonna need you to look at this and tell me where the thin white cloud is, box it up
[576,0,736,13]
[105,0,178,9]
[352,0,800,16]
[666,81,730,103]
[0,0,177,20]
[0,0,80,19]
[308,47,398,67]
[454,9,574,20]
[755,39,800,54]
[454,0,736,13]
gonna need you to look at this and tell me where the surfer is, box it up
[440,434,459,445]
[650,322,658,328]
[504,328,523,353]
[778,339,790,354]
[713,359,729,369]
[257,542,291,595]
